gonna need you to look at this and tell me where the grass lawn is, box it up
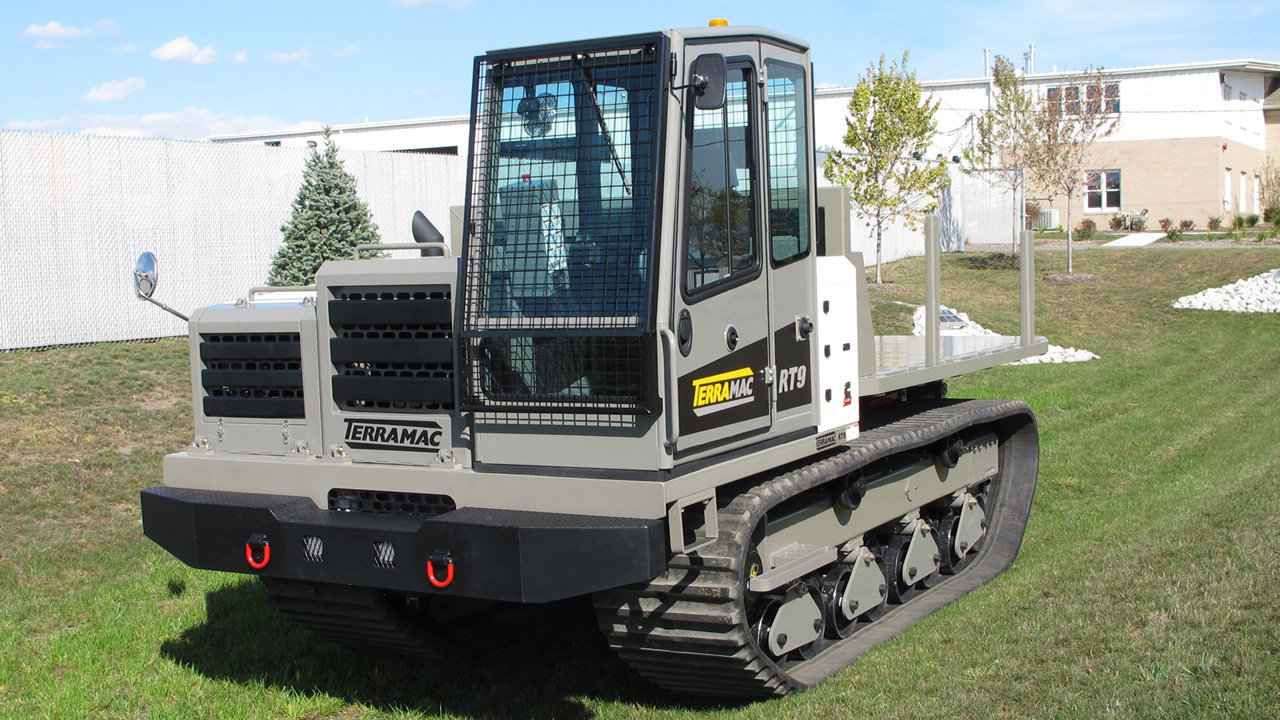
[2,248,1279,719]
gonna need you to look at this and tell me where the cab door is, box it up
[761,53,817,435]
[671,59,771,456]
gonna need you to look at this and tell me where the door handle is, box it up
[658,327,679,452]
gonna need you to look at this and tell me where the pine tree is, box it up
[267,127,380,286]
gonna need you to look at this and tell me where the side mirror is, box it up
[691,54,727,111]
[131,251,189,321]
[133,251,158,298]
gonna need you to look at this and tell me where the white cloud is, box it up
[83,77,146,103]
[231,49,250,64]
[151,36,217,64]
[74,106,323,140]
[270,46,312,63]
[110,44,140,54]
[332,45,363,58]
[94,19,122,35]
[6,116,73,132]
[24,21,92,38]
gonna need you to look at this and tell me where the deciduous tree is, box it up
[1025,69,1118,274]
[963,55,1037,255]
[823,52,948,284]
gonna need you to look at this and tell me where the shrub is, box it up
[1076,218,1096,240]
[1244,213,1261,228]
[1179,219,1195,232]
[1024,200,1041,230]
[1264,205,1280,225]
[1109,214,1126,231]
[1208,216,1224,231]
[1131,215,1147,231]
[1159,217,1183,241]
[1233,215,1246,230]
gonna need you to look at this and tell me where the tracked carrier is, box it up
[140,24,1047,698]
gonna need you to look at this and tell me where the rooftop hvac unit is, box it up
[1035,209,1060,230]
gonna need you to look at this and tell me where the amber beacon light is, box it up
[708,18,729,26]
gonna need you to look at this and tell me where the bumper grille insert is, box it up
[328,488,457,518]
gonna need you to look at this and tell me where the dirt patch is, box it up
[138,394,181,411]
[869,282,909,293]
[1043,273,1107,285]
[956,253,1021,271]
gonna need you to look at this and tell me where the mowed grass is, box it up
[1,248,1278,719]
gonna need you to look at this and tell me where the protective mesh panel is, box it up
[460,39,662,412]
[0,130,463,351]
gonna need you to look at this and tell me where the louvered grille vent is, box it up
[199,333,304,418]
[328,286,455,413]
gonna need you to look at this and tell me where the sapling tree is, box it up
[823,52,948,284]
[963,55,1038,255]
[268,127,381,286]
[1025,68,1118,274]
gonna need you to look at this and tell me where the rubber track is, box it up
[593,398,1039,698]
[261,577,444,657]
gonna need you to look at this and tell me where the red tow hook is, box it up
[427,550,455,588]
[245,533,271,570]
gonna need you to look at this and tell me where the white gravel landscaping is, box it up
[911,306,1099,365]
[1172,269,1280,312]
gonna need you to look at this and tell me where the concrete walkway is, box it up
[1101,232,1164,247]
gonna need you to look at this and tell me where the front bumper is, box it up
[141,486,666,603]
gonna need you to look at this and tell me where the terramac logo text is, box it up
[690,367,755,417]
[343,419,443,452]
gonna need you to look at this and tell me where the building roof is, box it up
[209,114,468,144]
[815,58,1280,98]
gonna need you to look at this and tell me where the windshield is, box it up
[461,41,662,412]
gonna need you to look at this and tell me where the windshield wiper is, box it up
[574,56,632,196]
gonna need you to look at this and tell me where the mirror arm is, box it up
[137,293,189,322]
[671,74,709,91]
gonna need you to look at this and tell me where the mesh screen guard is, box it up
[460,37,665,413]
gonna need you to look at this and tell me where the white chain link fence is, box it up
[0,130,464,351]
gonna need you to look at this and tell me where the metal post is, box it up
[925,214,941,368]
[1020,229,1035,345]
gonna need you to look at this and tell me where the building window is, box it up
[1086,170,1120,211]
[1048,82,1119,114]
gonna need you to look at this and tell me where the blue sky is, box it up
[4,0,1277,140]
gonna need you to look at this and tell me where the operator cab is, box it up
[459,26,822,471]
